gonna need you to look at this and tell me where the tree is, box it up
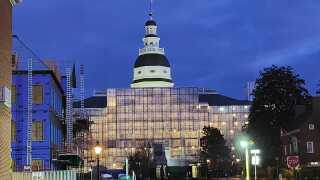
[200,126,232,174]
[128,148,155,180]
[247,65,311,167]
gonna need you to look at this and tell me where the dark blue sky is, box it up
[13,0,320,99]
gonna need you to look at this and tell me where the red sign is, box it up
[287,156,300,169]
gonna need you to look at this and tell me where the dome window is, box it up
[150,70,155,73]
[137,71,142,74]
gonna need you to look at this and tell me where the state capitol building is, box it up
[74,10,251,170]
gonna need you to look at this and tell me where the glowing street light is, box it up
[94,141,102,180]
[240,140,250,180]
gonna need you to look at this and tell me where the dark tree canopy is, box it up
[200,126,231,170]
[247,65,311,166]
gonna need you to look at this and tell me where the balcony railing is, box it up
[139,47,164,55]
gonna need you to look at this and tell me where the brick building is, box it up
[0,0,20,179]
[281,97,320,168]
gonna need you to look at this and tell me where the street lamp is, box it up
[206,159,211,180]
[240,140,250,180]
[94,141,102,180]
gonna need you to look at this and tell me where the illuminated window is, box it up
[33,85,43,104]
[12,85,16,104]
[307,142,314,154]
[32,121,44,141]
[11,121,16,142]
[32,159,43,171]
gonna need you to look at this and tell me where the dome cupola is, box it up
[131,4,173,88]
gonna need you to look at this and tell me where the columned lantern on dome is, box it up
[131,7,174,88]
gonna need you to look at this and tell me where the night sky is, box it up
[13,0,320,99]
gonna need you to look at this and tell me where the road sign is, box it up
[287,156,299,169]
[252,156,260,165]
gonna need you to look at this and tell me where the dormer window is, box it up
[309,123,315,130]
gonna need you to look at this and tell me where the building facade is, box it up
[11,69,65,171]
[72,9,251,170]
[74,88,250,169]
[281,97,320,168]
[0,0,20,179]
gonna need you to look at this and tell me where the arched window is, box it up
[291,136,298,153]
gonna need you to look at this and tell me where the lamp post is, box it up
[94,141,102,180]
[240,140,250,180]
[206,159,211,180]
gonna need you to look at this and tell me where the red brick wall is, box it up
[0,0,12,179]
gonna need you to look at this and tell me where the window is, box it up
[12,160,16,171]
[137,71,142,74]
[284,145,287,156]
[307,141,314,153]
[31,159,43,171]
[309,124,315,130]
[33,85,43,104]
[289,144,292,154]
[163,70,167,74]
[150,70,155,73]
[292,136,299,153]
[11,121,16,142]
[11,85,16,104]
[32,121,44,141]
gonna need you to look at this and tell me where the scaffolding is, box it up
[80,65,85,119]
[12,35,82,171]
[73,87,251,170]
[26,58,32,170]
[12,35,49,171]
[65,66,73,152]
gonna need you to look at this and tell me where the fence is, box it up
[12,170,77,180]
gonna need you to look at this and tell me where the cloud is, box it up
[252,38,320,69]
